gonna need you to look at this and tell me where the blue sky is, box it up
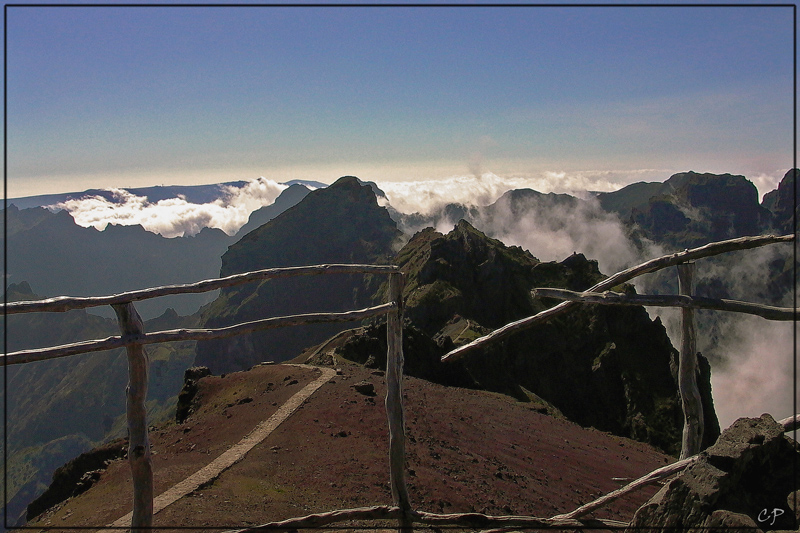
[5,4,795,197]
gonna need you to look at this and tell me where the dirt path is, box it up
[104,364,335,530]
[31,363,672,530]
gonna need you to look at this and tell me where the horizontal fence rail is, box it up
[2,263,400,315]
[5,263,407,532]
[441,233,793,362]
[2,303,396,366]
[533,288,797,321]
[224,504,629,532]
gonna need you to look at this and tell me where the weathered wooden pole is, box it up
[385,272,412,531]
[677,262,703,459]
[112,302,154,531]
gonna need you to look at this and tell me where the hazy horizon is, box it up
[6,5,794,200]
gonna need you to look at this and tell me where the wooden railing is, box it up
[224,234,800,532]
[3,264,406,531]
[4,234,797,532]
[443,233,795,458]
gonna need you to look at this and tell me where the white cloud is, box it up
[378,170,672,274]
[710,317,796,431]
[51,177,287,238]
[375,168,669,216]
[476,195,644,275]
[644,244,796,431]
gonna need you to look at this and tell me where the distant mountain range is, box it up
[6,179,327,210]
[1,183,314,319]
[3,168,796,529]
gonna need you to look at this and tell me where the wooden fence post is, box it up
[677,262,703,459]
[385,272,412,531]
[112,302,154,531]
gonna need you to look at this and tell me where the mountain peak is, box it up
[392,216,717,453]
[330,175,362,188]
[198,175,402,372]
[222,175,398,276]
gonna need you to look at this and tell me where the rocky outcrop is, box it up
[175,366,212,423]
[26,438,127,522]
[304,322,477,390]
[392,220,719,455]
[629,414,800,531]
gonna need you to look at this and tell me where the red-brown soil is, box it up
[28,362,673,531]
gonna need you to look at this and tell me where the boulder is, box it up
[352,381,376,396]
[629,414,800,531]
[175,366,212,423]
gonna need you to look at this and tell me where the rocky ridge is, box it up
[304,220,720,456]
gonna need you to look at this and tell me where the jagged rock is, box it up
[319,322,476,389]
[175,366,212,423]
[395,220,718,454]
[629,414,800,531]
[761,168,798,235]
[352,381,376,396]
[26,438,127,521]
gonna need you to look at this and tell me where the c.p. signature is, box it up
[757,508,785,526]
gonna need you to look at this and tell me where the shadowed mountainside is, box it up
[1,206,233,319]
[1,184,311,320]
[2,282,198,528]
[234,183,312,237]
[194,177,402,374]
[597,171,776,248]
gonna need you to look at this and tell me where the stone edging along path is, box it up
[104,364,337,529]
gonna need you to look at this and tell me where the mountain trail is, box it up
[101,364,335,530]
[31,363,672,530]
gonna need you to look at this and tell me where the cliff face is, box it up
[194,177,402,374]
[761,168,798,235]
[626,172,770,248]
